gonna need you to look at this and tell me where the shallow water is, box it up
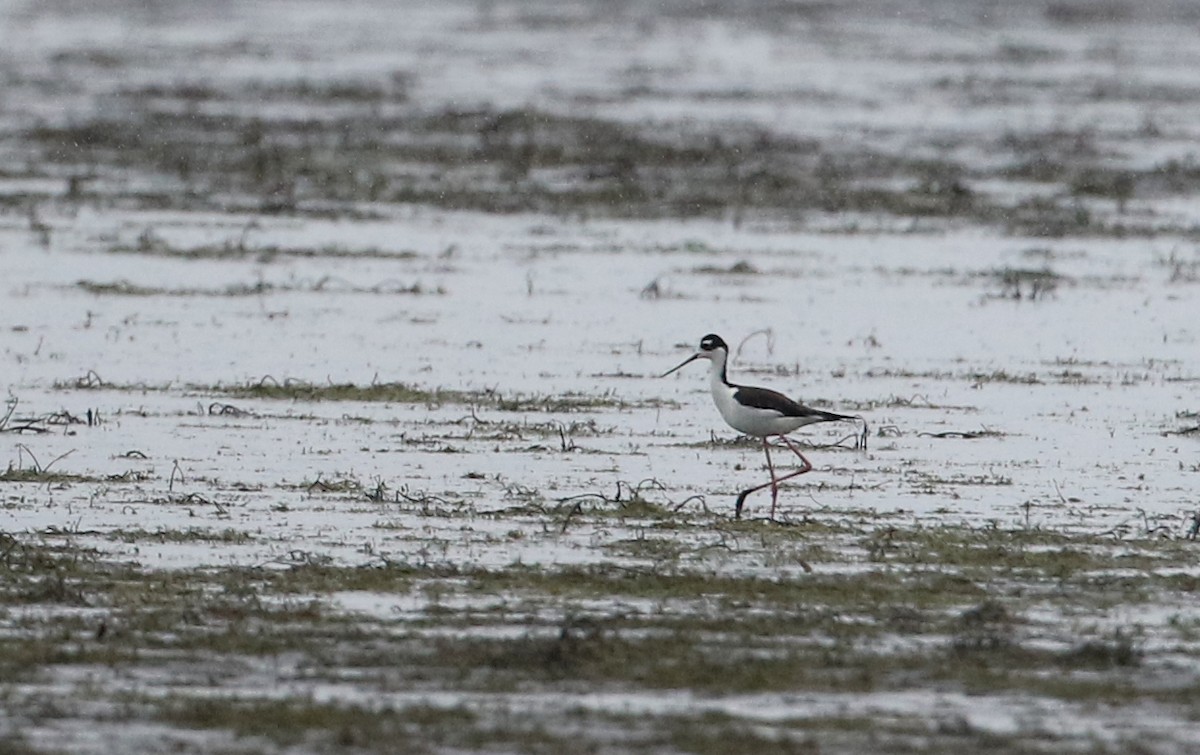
[3,1,1200,752]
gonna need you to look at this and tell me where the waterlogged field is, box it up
[3,0,1200,752]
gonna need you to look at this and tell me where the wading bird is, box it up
[662,334,863,519]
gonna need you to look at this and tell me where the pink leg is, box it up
[735,435,814,519]
[763,437,779,518]
[779,435,814,474]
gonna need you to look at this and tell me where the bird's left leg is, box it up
[734,435,813,519]
[778,435,814,476]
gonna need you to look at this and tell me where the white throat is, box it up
[706,349,728,386]
[707,349,745,430]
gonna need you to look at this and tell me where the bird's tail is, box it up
[810,408,857,424]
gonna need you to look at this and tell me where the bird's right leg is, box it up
[763,437,780,519]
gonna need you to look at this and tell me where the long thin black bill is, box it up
[660,353,700,377]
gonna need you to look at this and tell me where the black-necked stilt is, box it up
[662,333,862,519]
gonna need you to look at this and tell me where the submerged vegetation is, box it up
[22,86,1200,236]
[213,378,670,412]
[2,520,1198,751]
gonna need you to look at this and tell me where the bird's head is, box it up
[661,333,728,376]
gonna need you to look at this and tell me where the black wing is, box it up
[733,385,854,422]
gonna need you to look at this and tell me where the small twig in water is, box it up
[396,485,453,509]
[557,423,579,452]
[671,494,707,513]
[1164,425,1200,437]
[208,402,251,417]
[557,496,593,534]
[14,444,72,475]
[173,492,227,516]
[365,478,389,502]
[39,448,74,474]
[169,460,185,492]
[918,430,998,439]
[16,444,42,473]
[75,370,104,389]
[0,397,16,431]
[734,328,775,361]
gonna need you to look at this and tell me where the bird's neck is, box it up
[709,352,730,387]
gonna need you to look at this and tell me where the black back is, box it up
[733,385,854,422]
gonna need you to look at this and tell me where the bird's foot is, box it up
[734,489,752,519]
